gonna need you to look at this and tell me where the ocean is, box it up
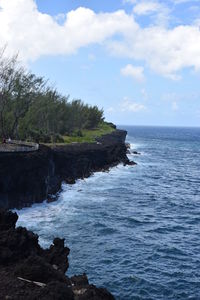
[16,126,200,300]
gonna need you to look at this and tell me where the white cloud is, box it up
[0,0,134,61]
[1,0,200,79]
[106,97,147,114]
[126,0,170,26]
[120,98,147,112]
[121,64,145,82]
[108,24,200,79]
[134,1,170,26]
[133,2,162,15]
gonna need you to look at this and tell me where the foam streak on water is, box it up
[16,126,200,300]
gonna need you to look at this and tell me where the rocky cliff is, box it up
[0,209,115,300]
[0,130,131,209]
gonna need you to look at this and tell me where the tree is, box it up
[0,47,19,137]
[0,49,105,142]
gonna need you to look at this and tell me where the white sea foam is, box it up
[15,150,138,250]
[15,163,129,225]
[129,143,141,150]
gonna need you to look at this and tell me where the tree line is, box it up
[0,48,104,143]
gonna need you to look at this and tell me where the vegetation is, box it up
[63,122,115,144]
[0,48,110,144]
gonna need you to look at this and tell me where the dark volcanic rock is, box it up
[71,274,115,300]
[0,218,40,265]
[0,129,132,209]
[42,238,70,273]
[0,228,38,265]
[0,209,18,230]
[39,282,74,300]
[71,274,89,286]
[0,210,115,300]
[125,160,137,166]
[0,145,55,209]
[132,151,141,155]
[14,255,69,284]
[73,285,115,300]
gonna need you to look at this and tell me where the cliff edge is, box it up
[0,130,132,209]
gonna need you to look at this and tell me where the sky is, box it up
[0,0,200,126]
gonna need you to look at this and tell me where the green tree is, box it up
[0,49,105,142]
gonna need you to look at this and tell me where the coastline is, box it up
[0,129,134,210]
[0,209,115,300]
[0,129,136,299]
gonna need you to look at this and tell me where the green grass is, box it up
[63,123,115,144]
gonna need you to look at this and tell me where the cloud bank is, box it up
[1,0,200,79]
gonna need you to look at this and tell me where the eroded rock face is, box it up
[0,210,115,300]
[0,130,131,209]
[42,238,70,273]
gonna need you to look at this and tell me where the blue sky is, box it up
[0,0,200,126]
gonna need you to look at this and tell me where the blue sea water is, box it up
[16,126,200,300]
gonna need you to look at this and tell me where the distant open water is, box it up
[16,126,200,300]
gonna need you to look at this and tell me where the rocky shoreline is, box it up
[0,129,134,209]
[0,129,135,299]
[0,209,115,299]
